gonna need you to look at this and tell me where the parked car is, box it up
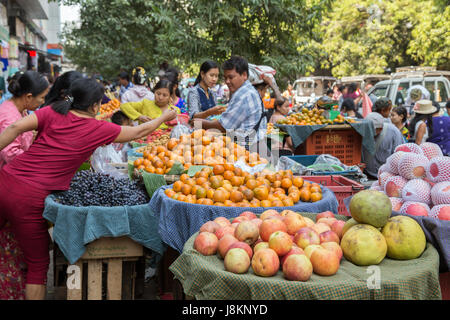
[292,76,336,106]
[367,67,450,110]
[339,74,391,91]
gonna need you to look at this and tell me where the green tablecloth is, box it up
[169,213,441,300]
[276,120,376,155]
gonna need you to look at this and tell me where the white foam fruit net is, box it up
[426,156,450,183]
[430,204,450,220]
[386,151,406,175]
[389,197,404,211]
[401,179,432,204]
[398,153,430,180]
[379,171,396,189]
[431,181,450,206]
[395,143,425,155]
[420,142,443,160]
[400,201,431,216]
[384,176,408,198]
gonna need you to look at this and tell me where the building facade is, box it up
[0,0,62,90]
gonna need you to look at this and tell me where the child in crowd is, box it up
[390,106,410,143]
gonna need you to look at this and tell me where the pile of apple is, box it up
[193,209,345,281]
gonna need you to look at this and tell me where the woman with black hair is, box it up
[268,98,294,159]
[187,60,227,119]
[0,71,49,168]
[44,70,84,106]
[0,78,176,299]
[121,79,180,129]
[341,98,363,118]
[408,100,438,144]
[390,106,410,142]
[162,67,187,114]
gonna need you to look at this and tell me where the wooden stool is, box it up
[65,236,144,300]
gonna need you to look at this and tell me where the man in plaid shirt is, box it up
[192,56,267,149]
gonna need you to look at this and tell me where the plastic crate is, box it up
[296,126,362,166]
[300,175,364,216]
[286,155,358,176]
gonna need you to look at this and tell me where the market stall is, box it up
[170,214,441,300]
[150,184,339,254]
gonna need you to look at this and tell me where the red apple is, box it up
[310,247,340,276]
[259,218,288,242]
[260,209,281,220]
[253,241,269,253]
[317,217,338,228]
[319,230,340,244]
[280,246,305,267]
[316,211,335,222]
[218,234,238,259]
[228,241,253,259]
[214,216,232,228]
[234,220,259,246]
[215,226,235,240]
[311,222,331,235]
[232,216,250,224]
[331,220,346,239]
[251,248,280,277]
[280,209,296,217]
[268,231,293,256]
[321,242,343,261]
[304,244,323,259]
[303,217,315,228]
[284,212,307,235]
[282,254,313,281]
[250,218,263,229]
[239,211,257,220]
[224,248,251,274]
[294,227,320,249]
[194,232,219,255]
[199,221,221,233]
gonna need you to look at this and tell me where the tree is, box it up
[56,0,331,83]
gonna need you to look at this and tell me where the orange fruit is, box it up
[214,202,225,206]
[164,189,175,198]
[155,167,164,175]
[210,175,224,189]
[213,164,225,175]
[300,189,311,202]
[143,159,151,167]
[223,163,235,172]
[282,198,294,207]
[196,187,207,199]
[288,186,299,194]
[206,189,215,200]
[181,184,192,196]
[177,194,187,202]
[310,186,321,193]
[230,190,244,203]
[167,138,178,151]
[281,178,293,189]
[213,189,228,203]
[145,165,156,173]
[310,192,322,202]
[134,158,144,167]
[271,199,284,207]
[173,181,183,192]
[254,186,269,201]
[223,170,235,181]
[203,199,214,206]
[196,177,207,186]
[233,167,243,177]
[292,177,304,188]
[185,178,196,187]
[246,179,258,190]
[224,200,236,207]
[289,192,300,203]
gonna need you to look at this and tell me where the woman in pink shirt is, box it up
[0,71,50,168]
[0,71,49,300]
[0,78,176,300]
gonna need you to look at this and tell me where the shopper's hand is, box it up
[209,105,227,115]
[162,109,177,122]
[261,74,274,87]
[138,115,152,123]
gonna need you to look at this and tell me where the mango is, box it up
[349,190,392,228]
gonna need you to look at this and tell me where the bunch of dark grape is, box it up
[54,171,150,207]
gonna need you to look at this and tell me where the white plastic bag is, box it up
[248,64,277,86]
[91,144,128,179]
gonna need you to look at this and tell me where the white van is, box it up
[367,68,450,110]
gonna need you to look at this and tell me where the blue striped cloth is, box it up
[150,184,339,253]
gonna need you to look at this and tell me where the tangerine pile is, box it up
[164,165,324,207]
[99,99,120,115]
[277,108,333,126]
[133,129,269,175]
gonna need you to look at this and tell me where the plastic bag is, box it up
[91,144,128,179]
[362,93,373,117]
[171,124,192,139]
[277,156,314,175]
[234,160,270,175]
[248,64,277,85]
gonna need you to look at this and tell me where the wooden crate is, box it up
[56,236,144,300]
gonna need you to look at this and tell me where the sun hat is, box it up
[366,112,384,129]
[413,99,438,114]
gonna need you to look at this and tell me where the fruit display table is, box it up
[169,213,442,300]
[276,120,376,166]
[150,185,339,254]
[43,194,166,265]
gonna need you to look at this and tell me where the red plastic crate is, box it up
[300,175,364,216]
[296,126,362,166]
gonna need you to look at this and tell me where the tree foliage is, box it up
[57,0,331,82]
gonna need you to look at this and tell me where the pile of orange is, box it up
[164,165,323,207]
[277,108,333,126]
[133,144,189,174]
[99,99,120,115]
[133,129,269,175]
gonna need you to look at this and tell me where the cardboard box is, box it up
[81,236,143,260]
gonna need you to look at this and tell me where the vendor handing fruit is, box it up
[0,78,176,300]
[120,79,181,129]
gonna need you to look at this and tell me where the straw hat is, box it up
[413,99,438,114]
